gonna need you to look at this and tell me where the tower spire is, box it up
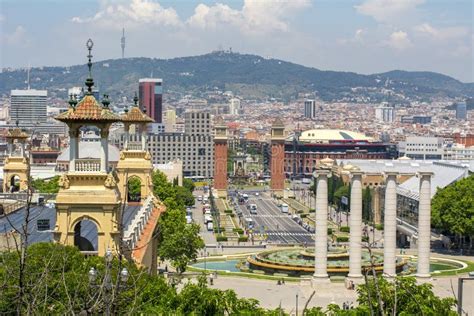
[121,28,126,59]
[85,39,94,94]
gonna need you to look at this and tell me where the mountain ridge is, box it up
[1,51,472,102]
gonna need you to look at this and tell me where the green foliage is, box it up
[334,185,350,210]
[183,178,195,193]
[309,208,316,213]
[362,236,369,242]
[375,224,384,231]
[216,235,228,242]
[127,176,141,201]
[157,208,204,274]
[224,209,233,214]
[327,228,333,235]
[31,176,60,193]
[233,228,244,234]
[357,276,457,315]
[362,187,372,222]
[340,226,350,233]
[431,175,474,247]
[238,236,249,242]
[152,170,194,210]
[336,236,349,242]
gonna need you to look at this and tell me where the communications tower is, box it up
[121,28,125,58]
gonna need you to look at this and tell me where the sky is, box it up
[0,0,473,82]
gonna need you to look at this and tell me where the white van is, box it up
[204,215,213,224]
[244,217,254,229]
[249,204,257,214]
[280,203,289,214]
[207,222,214,231]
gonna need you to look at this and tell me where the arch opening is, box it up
[73,219,98,252]
[127,176,142,202]
[9,175,20,193]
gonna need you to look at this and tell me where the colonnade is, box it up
[312,167,433,282]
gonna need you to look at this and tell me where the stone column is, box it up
[124,123,129,150]
[313,169,330,281]
[383,172,398,277]
[69,128,78,172]
[7,140,12,156]
[417,171,433,279]
[100,129,109,173]
[141,125,147,151]
[348,170,363,280]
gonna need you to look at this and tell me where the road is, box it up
[235,191,314,245]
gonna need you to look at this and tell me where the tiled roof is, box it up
[6,128,28,139]
[121,106,154,123]
[55,95,120,123]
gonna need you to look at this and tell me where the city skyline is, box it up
[1,0,473,82]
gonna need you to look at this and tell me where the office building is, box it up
[163,109,177,133]
[412,116,432,124]
[398,136,444,160]
[229,98,240,115]
[116,111,214,178]
[303,99,317,119]
[375,105,395,123]
[455,101,467,120]
[10,89,47,125]
[138,78,163,124]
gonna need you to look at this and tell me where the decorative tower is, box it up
[270,118,285,196]
[213,116,228,198]
[2,123,29,193]
[121,28,126,59]
[116,93,155,203]
[53,39,122,256]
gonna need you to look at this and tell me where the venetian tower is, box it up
[3,122,29,193]
[116,93,154,203]
[270,118,285,196]
[53,39,122,256]
[213,116,228,198]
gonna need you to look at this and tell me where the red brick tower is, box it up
[213,116,228,198]
[271,118,286,196]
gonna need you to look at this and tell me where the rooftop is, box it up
[295,129,374,143]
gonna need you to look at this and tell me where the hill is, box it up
[1,51,472,102]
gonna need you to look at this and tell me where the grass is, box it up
[186,265,302,282]
[433,259,474,277]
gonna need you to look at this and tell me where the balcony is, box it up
[75,158,101,172]
[127,142,143,151]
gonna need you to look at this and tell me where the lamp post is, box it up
[87,249,130,316]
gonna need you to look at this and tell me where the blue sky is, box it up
[1,0,473,82]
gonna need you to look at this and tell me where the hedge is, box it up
[238,236,249,242]
[375,224,384,231]
[362,236,369,242]
[327,228,333,235]
[213,227,225,233]
[224,209,233,214]
[216,235,228,242]
[296,210,304,214]
[233,228,244,234]
[340,226,350,233]
[309,209,315,213]
[300,214,308,218]
[336,236,349,242]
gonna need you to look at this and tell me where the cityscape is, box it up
[0,0,473,315]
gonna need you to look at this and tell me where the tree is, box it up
[156,208,204,274]
[183,178,195,193]
[152,170,195,210]
[357,276,457,315]
[127,177,141,201]
[31,175,60,193]
[334,185,350,210]
[431,175,474,249]
[362,187,372,223]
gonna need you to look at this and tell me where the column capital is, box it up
[313,169,331,178]
[349,170,363,178]
[383,171,399,182]
[416,171,434,178]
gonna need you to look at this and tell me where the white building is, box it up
[375,105,395,123]
[229,98,240,115]
[443,144,474,160]
[154,159,183,185]
[10,89,47,125]
[398,136,444,160]
[304,99,317,119]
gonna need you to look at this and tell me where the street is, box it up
[236,191,314,245]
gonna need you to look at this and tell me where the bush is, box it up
[362,236,369,242]
[233,228,244,234]
[213,227,225,233]
[309,208,315,213]
[224,209,233,214]
[375,224,384,231]
[216,235,228,242]
[296,210,304,214]
[238,236,248,242]
[228,213,235,217]
[336,236,349,242]
[327,228,333,235]
[300,214,308,218]
[340,226,350,233]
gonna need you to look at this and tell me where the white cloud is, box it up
[387,30,411,50]
[355,0,424,22]
[71,0,182,28]
[4,25,28,45]
[338,28,367,45]
[414,23,468,40]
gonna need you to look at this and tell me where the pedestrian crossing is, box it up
[265,232,314,236]
[250,215,289,218]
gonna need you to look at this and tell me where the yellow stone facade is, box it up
[2,156,29,193]
[115,150,154,203]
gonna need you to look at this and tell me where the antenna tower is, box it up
[121,28,126,59]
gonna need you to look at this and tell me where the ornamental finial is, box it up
[85,39,94,94]
[133,92,139,107]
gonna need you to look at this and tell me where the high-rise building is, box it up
[455,101,467,120]
[304,99,317,119]
[398,136,444,160]
[138,78,163,124]
[375,105,395,123]
[163,109,177,132]
[184,111,212,136]
[10,89,47,125]
[229,98,240,115]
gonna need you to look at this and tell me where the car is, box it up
[197,196,203,202]
[207,222,214,231]
[255,192,259,196]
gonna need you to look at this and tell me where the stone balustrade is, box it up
[74,158,101,172]
[127,142,143,151]
[124,195,154,249]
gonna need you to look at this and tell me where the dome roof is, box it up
[297,129,373,142]
[56,95,120,124]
